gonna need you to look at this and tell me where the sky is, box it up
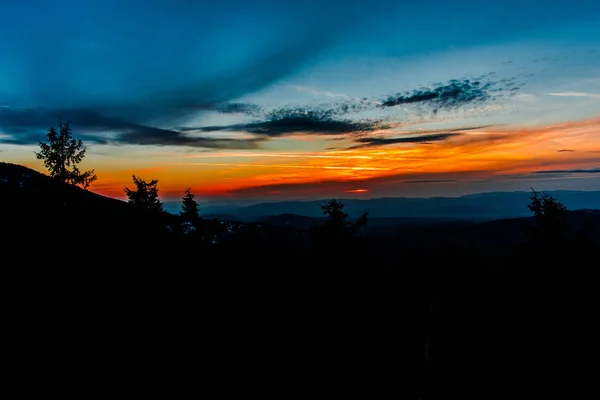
[1,0,600,204]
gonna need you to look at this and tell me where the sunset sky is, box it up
[1,0,600,204]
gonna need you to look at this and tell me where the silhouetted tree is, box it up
[315,199,369,245]
[180,186,200,222]
[351,210,369,236]
[527,187,568,242]
[124,175,163,213]
[321,199,349,231]
[35,117,97,188]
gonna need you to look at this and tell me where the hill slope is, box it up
[0,162,178,258]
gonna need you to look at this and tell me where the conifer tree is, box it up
[35,118,97,188]
[124,175,163,213]
[180,187,200,222]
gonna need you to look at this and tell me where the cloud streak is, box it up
[183,115,387,136]
[186,102,263,116]
[0,107,262,149]
[350,133,460,148]
[534,167,600,174]
[546,92,600,99]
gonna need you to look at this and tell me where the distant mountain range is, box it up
[163,190,600,223]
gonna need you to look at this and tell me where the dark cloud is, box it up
[349,133,459,148]
[239,116,382,136]
[534,168,600,174]
[410,125,497,133]
[0,107,262,149]
[112,126,263,149]
[181,107,387,136]
[557,149,575,152]
[380,76,517,110]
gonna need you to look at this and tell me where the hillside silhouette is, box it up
[0,162,180,263]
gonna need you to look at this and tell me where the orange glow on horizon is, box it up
[18,116,600,200]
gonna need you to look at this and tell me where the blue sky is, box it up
[1,0,600,202]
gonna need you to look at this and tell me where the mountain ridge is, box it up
[169,190,600,221]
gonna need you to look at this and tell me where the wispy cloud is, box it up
[379,76,519,111]
[349,133,460,148]
[400,179,458,184]
[284,84,350,99]
[178,161,391,172]
[185,102,263,116]
[0,107,263,149]
[184,151,374,160]
[546,92,600,99]
[180,105,391,136]
[534,167,600,174]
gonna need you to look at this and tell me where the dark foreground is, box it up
[6,208,597,398]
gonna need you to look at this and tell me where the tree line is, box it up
[35,118,201,220]
[35,118,572,242]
